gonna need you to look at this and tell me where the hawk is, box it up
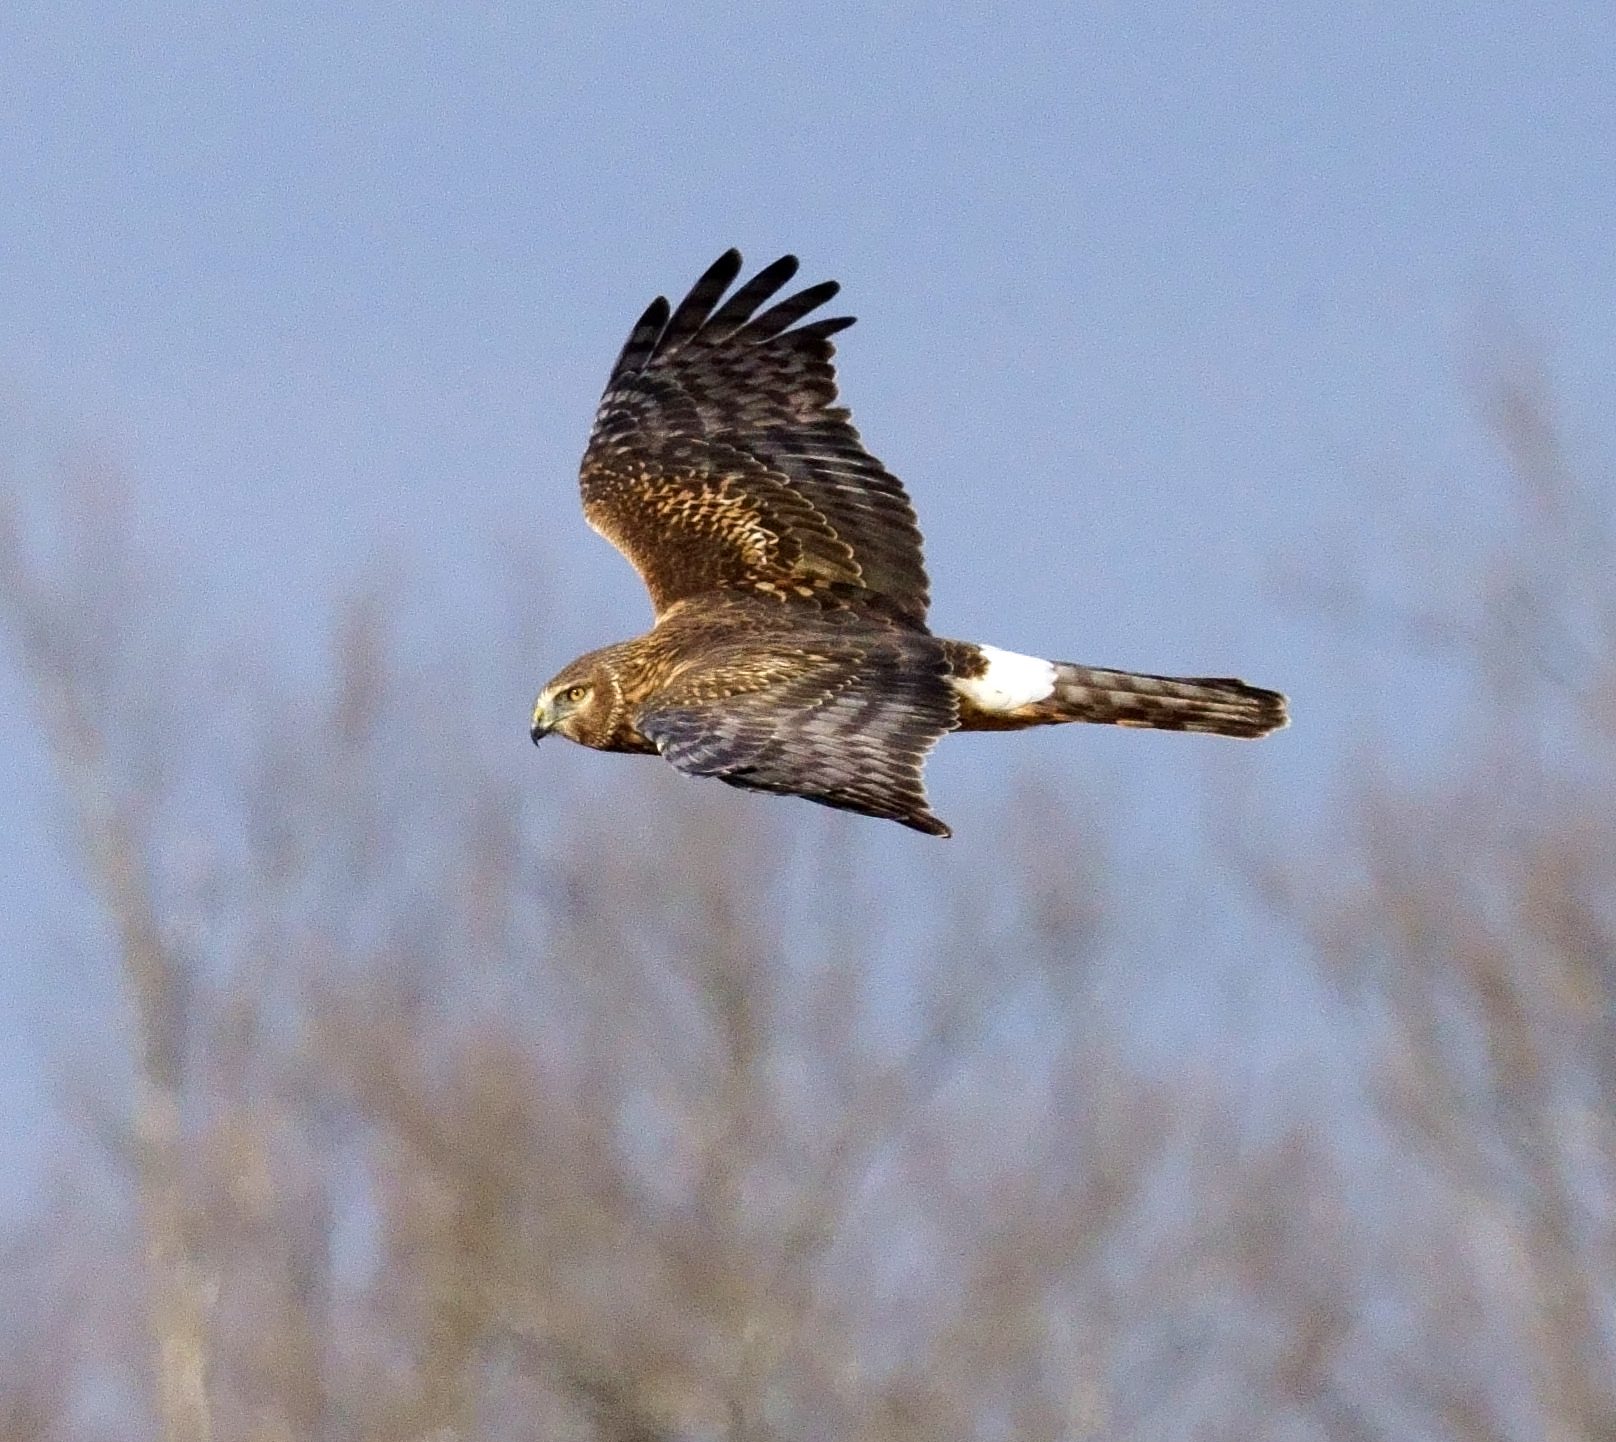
[530,251,1287,837]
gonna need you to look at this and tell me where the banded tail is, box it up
[948,643,1288,738]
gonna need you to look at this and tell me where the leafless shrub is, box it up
[1260,367,1616,1441]
[10,365,1608,1440]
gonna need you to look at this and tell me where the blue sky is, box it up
[2,1,1613,1208]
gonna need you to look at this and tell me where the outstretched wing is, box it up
[581,251,931,627]
[635,633,956,836]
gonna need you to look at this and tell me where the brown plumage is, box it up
[531,251,1287,836]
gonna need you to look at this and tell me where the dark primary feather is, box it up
[634,628,956,836]
[704,254,802,337]
[741,280,844,344]
[610,295,672,377]
[581,251,931,626]
[658,249,745,353]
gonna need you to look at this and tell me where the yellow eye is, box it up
[565,685,589,703]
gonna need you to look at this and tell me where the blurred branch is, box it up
[1267,366,1616,1440]
[0,463,214,1442]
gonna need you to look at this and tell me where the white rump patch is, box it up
[953,644,1058,712]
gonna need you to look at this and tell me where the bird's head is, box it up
[530,648,627,748]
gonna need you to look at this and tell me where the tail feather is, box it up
[946,641,1287,738]
[1045,664,1288,738]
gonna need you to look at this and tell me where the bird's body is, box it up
[532,251,1286,836]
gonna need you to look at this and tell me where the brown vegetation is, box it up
[1,380,1611,1439]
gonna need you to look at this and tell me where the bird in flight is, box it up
[531,251,1287,836]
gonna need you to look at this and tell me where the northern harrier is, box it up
[531,251,1286,836]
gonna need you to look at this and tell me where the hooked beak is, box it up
[530,698,552,744]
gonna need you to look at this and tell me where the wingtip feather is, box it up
[743,279,843,343]
[660,251,747,352]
